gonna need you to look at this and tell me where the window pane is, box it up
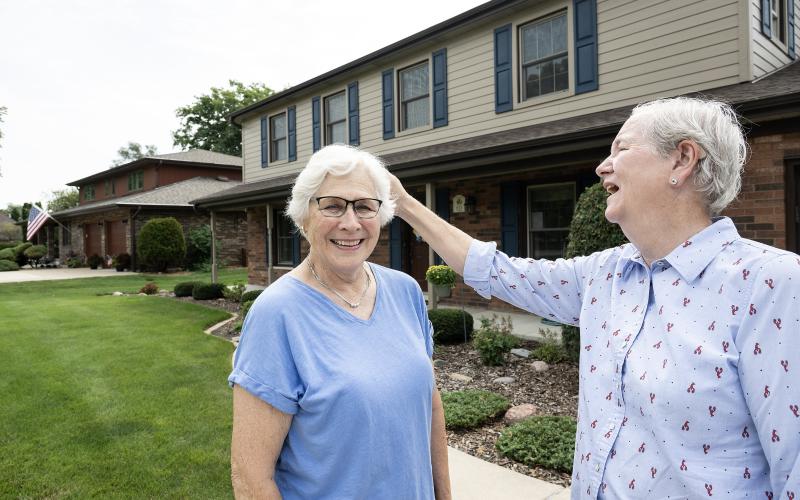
[524,65,541,99]
[404,97,430,129]
[325,93,346,122]
[401,64,428,99]
[552,15,567,53]
[527,183,574,259]
[271,114,286,140]
[521,25,538,64]
[540,60,555,95]
[554,56,569,92]
[536,21,552,59]
[328,122,346,145]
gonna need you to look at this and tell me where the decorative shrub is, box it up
[192,282,226,300]
[0,248,14,261]
[185,224,216,270]
[223,282,246,302]
[87,254,104,269]
[240,290,263,304]
[441,390,511,430]
[66,257,83,268]
[173,281,202,297]
[137,217,186,272]
[113,253,131,271]
[496,416,577,473]
[12,242,32,267]
[425,265,456,287]
[472,315,519,366]
[532,329,567,364]
[23,245,47,267]
[0,241,22,250]
[428,308,473,344]
[561,182,628,361]
[0,259,20,272]
[139,282,159,295]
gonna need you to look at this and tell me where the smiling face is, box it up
[303,165,381,278]
[595,116,677,232]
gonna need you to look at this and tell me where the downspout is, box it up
[210,210,217,284]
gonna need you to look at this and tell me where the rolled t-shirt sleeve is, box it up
[228,300,304,415]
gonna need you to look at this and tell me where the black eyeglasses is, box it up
[315,196,383,219]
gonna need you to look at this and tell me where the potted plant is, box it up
[113,253,131,272]
[426,265,456,299]
[87,254,103,270]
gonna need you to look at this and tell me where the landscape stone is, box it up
[112,291,124,296]
[532,360,549,372]
[504,403,538,424]
[510,348,531,358]
[433,359,446,369]
[493,376,515,384]
[448,373,473,383]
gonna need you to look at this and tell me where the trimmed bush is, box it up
[496,416,577,473]
[87,254,103,269]
[173,281,202,297]
[240,289,263,304]
[12,242,32,267]
[114,253,131,271]
[0,241,22,250]
[0,259,20,272]
[24,245,47,267]
[428,308,474,344]
[139,282,159,295]
[66,257,83,268]
[137,217,186,272]
[192,282,226,300]
[472,315,519,366]
[441,390,510,430]
[223,283,246,302]
[561,182,628,361]
[0,248,14,260]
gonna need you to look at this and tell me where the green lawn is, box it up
[0,268,247,498]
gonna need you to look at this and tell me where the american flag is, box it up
[26,205,50,241]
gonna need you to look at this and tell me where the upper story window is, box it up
[128,170,144,192]
[770,0,788,45]
[324,91,346,145]
[520,12,568,101]
[399,61,430,131]
[270,113,287,162]
[104,179,115,197]
[83,185,95,201]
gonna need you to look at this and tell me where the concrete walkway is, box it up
[0,267,137,284]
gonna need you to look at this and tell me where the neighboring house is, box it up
[47,150,247,268]
[194,0,799,311]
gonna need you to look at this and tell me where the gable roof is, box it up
[67,149,243,186]
[52,176,240,218]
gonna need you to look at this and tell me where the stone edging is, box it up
[204,313,239,341]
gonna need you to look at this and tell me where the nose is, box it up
[595,155,613,178]
[337,204,362,229]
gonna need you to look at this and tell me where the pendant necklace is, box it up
[308,261,370,309]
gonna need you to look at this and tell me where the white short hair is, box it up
[630,96,747,216]
[286,144,395,229]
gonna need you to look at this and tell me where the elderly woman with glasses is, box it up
[390,97,800,498]
[228,144,451,499]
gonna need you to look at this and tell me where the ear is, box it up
[671,139,703,185]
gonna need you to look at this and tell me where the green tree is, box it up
[137,217,186,272]
[111,141,158,167]
[46,187,79,212]
[172,80,274,156]
[6,202,39,240]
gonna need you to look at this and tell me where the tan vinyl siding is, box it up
[750,0,798,78]
[243,0,745,184]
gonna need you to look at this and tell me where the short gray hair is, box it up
[630,96,747,215]
[286,144,395,229]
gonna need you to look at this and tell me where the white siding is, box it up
[750,0,799,78]
[243,0,747,184]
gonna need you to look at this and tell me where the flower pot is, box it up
[434,284,452,298]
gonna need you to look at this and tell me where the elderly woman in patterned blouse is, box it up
[390,97,799,499]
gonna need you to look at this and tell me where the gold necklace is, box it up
[308,261,371,309]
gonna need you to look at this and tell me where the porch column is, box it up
[425,183,435,266]
[210,210,217,284]
[266,203,274,286]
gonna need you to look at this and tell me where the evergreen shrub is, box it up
[0,248,14,260]
[441,390,510,430]
[87,254,103,269]
[12,242,32,267]
[192,282,226,300]
[185,224,216,270]
[0,241,22,250]
[137,217,186,272]
[114,253,131,271]
[240,290,263,304]
[428,308,473,344]
[0,260,20,272]
[496,416,577,473]
[174,281,202,297]
[24,245,47,267]
[562,182,628,361]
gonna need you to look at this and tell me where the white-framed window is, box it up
[128,170,144,192]
[769,0,788,45]
[324,91,346,145]
[398,61,430,131]
[519,11,568,101]
[270,112,287,162]
[526,182,575,259]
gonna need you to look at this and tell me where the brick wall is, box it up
[213,211,248,266]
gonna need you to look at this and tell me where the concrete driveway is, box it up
[0,267,137,284]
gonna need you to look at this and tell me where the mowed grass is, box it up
[0,268,247,498]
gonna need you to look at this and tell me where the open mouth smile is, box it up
[331,239,364,249]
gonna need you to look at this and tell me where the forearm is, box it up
[394,192,472,276]
[231,457,282,500]
[430,389,451,500]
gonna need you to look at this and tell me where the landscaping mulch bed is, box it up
[189,295,579,487]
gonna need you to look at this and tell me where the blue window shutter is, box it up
[501,182,519,256]
[433,188,450,265]
[788,0,796,59]
[260,117,268,167]
[432,48,448,128]
[389,219,403,270]
[292,232,301,266]
[574,0,598,94]
[761,0,772,37]
[348,81,360,145]
[382,69,395,139]
[494,24,512,113]
[312,96,321,152]
[287,106,297,162]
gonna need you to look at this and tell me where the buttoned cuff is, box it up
[463,239,497,299]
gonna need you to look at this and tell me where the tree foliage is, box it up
[111,141,158,167]
[172,80,274,156]
[46,188,79,212]
[5,202,39,240]
[136,217,186,272]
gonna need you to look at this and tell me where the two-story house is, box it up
[195,0,799,310]
[48,150,248,268]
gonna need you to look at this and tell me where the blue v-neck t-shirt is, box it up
[229,263,435,499]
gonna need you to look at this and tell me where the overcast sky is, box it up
[0,0,486,209]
